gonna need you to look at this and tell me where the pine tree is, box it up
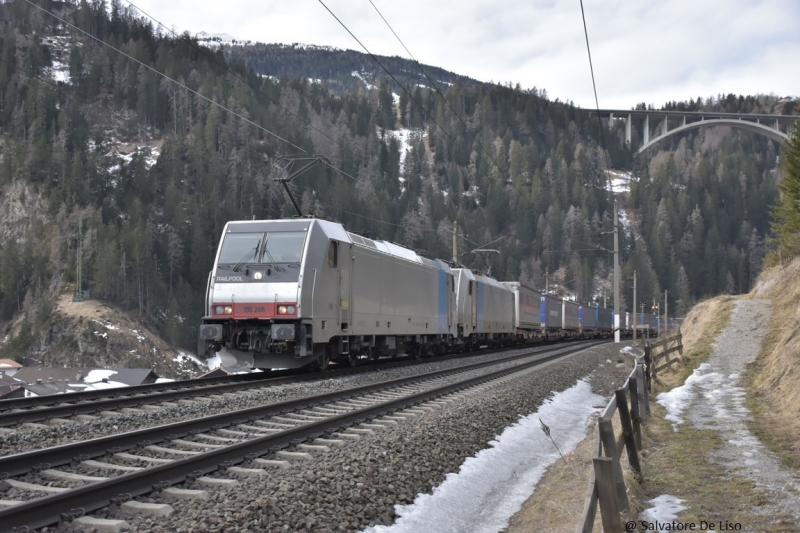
[771,125,800,258]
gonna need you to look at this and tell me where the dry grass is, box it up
[502,414,644,533]
[651,295,735,393]
[744,258,800,470]
[637,405,797,531]
[503,282,797,533]
[502,429,602,533]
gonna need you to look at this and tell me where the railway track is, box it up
[0,338,597,429]
[0,341,605,532]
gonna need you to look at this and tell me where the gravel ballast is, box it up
[0,343,596,456]
[41,341,634,533]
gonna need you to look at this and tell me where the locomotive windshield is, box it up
[218,231,306,265]
[263,232,306,263]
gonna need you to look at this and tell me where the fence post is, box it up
[575,479,598,533]
[629,376,643,450]
[644,342,656,390]
[637,364,650,418]
[598,417,630,512]
[678,328,683,355]
[614,388,642,480]
[593,457,623,533]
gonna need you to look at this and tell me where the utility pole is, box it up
[653,299,660,337]
[74,218,83,302]
[664,289,668,335]
[613,200,620,343]
[641,302,646,340]
[633,270,637,345]
[545,268,549,294]
[452,220,459,265]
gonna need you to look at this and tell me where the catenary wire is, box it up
[366,0,504,173]
[24,0,305,151]
[121,0,350,156]
[578,0,612,183]
[317,0,478,168]
[24,0,364,185]
[0,57,137,128]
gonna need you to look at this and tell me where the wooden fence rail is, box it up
[575,332,683,533]
[644,329,683,386]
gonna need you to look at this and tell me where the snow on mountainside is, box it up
[605,169,636,193]
[196,31,249,48]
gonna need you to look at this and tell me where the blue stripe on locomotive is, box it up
[578,306,583,328]
[540,296,546,327]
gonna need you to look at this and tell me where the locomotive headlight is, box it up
[254,271,263,280]
[271,323,295,340]
[277,305,288,315]
[200,324,223,340]
[287,305,296,314]
[215,305,224,315]
[224,306,233,314]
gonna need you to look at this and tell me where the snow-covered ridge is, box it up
[276,43,343,53]
[195,31,250,48]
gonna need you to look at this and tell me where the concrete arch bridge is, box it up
[594,109,800,155]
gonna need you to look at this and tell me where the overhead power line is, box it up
[25,0,304,150]
[122,0,349,157]
[0,57,136,128]
[366,0,503,173]
[316,0,492,169]
[24,0,364,184]
[578,0,612,181]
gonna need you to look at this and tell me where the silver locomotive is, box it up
[199,218,477,369]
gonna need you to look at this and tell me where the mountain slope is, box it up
[0,0,792,372]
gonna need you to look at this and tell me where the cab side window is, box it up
[328,241,338,268]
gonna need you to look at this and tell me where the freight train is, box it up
[197,218,659,370]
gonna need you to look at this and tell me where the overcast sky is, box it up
[126,0,799,110]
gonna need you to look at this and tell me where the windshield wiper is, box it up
[232,243,260,272]
[263,246,283,272]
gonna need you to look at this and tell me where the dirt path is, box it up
[504,298,800,533]
[656,299,800,530]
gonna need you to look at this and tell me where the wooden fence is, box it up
[644,331,683,385]
[575,332,683,533]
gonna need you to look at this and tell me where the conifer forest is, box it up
[0,0,793,360]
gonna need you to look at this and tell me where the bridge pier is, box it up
[626,114,631,145]
[593,109,797,156]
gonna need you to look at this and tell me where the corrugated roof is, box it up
[0,374,25,398]
[24,381,83,397]
[14,368,87,384]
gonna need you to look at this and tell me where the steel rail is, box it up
[0,372,271,413]
[0,341,602,476]
[0,341,604,532]
[0,338,594,426]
